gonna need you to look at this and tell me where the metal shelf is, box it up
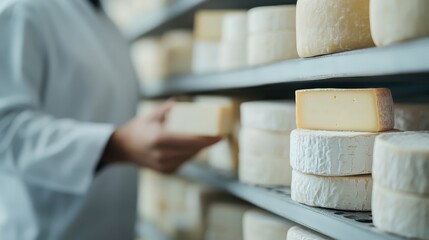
[177,162,405,240]
[140,38,429,99]
[126,0,293,41]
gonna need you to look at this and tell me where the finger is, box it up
[150,98,175,123]
[156,134,221,149]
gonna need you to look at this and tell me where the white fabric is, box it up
[0,0,139,239]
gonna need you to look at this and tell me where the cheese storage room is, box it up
[0,0,428,239]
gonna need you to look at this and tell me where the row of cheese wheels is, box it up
[131,0,429,82]
[138,89,429,239]
[138,169,331,240]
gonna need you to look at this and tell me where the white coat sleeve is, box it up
[0,2,115,194]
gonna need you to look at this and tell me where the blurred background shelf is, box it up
[140,38,429,101]
[176,162,403,240]
[126,0,296,40]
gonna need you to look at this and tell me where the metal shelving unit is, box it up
[176,163,403,240]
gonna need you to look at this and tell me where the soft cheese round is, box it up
[394,104,429,131]
[296,0,374,57]
[239,153,293,186]
[372,183,429,239]
[287,226,331,240]
[370,0,429,47]
[290,129,378,176]
[291,171,372,211]
[206,202,250,240]
[248,5,296,34]
[219,41,247,70]
[247,30,298,66]
[243,209,295,240]
[240,128,290,159]
[192,41,220,74]
[240,101,296,132]
[221,12,247,42]
[373,132,429,195]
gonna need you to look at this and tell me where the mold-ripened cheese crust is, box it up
[248,5,296,34]
[287,226,331,240]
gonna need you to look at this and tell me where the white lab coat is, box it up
[0,0,140,239]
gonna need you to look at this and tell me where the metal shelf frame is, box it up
[176,163,404,240]
[140,38,429,99]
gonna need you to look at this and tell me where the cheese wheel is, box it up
[290,129,378,176]
[239,153,293,186]
[247,30,298,66]
[372,183,429,240]
[241,101,296,132]
[221,12,247,43]
[373,132,429,195]
[194,10,234,41]
[208,136,238,172]
[370,0,429,47]
[219,41,247,70]
[248,5,296,34]
[291,170,372,211]
[287,226,331,240]
[243,209,295,240]
[394,104,429,131]
[192,40,219,74]
[161,30,193,76]
[296,88,394,132]
[296,0,374,57]
[240,128,290,159]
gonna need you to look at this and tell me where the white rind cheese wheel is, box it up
[240,128,290,159]
[161,30,193,76]
[290,129,378,176]
[370,0,429,47]
[287,226,331,240]
[192,41,219,74]
[221,12,247,43]
[291,171,372,211]
[372,183,429,239]
[296,0,374,57]
[219,41,247,70]
[248,5,296,34]
[241,101,296,132]
[247,30,298,66]
[296,88,394,132]
[243,209,295,240]
[208,137,238,172]
[239,153,293,186]
[373,132,429,195]
[394,104,429,131]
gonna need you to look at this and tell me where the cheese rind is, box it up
[394,104,429,131]
[373,132,429,195]
[290,129,378,176]
[221,12,247,42]
[370,0,429,47]
[165,103,232,136]
[219,41,247,70]
[240,128,290,159]
[239,153,292,186]
[192,41,219,74]
[243,209,295,240]
[208,136,238,172]
[241,101,296,132]
[372,183,429,239]
[247,30,298,66]
[287,226,331,240]
[291,170,372,211]
[296,88,394,132]
[296,0,374,57]
[248,5,296,34]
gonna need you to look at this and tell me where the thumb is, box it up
[150,98,175,123]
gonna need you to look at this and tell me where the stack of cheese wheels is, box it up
[161,30,193,77]
[205,201,251,240]
[394,104,429,131]
[247,5,298,66]
[243,209,295,240]
[287,226,331,240]
[194,96,241,171]
[372,132,429,239]
[370,0,429,47]
[239,101,296,186]
[296,0,374,57]
[291,88,395,211]
[219,12,248,70]
[192,10,236,74]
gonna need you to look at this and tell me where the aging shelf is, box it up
[176,162,404,240]
[126,0,293,40]
[140,38,429,100]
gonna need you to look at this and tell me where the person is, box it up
[0,0,220,239]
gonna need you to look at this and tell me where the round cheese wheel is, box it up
[243,209,295,240]
[219,41,247,70]
[221,12,247,42]
[296,0,374,57]
[248,5,296,34]
[287,226,331,240]
[240,128,290,159]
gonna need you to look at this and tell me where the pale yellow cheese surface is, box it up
[296,88,394,132]
[194,10,235,41]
